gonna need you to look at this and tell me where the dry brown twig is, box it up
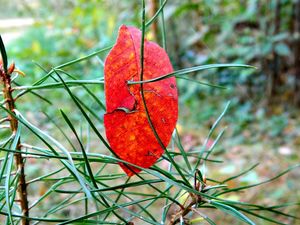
[1,60,29,225]
[167,170,208,225]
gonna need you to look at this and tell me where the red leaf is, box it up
[104,25,178,176]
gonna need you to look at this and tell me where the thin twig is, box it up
[167,170,209,225]
[0,117,10,124]
[1,62,29,225]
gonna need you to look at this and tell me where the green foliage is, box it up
[0,0,299,225]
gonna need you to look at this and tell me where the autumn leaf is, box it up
[104,25,178,176]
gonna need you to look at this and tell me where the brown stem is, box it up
[1,67,29,225]
[167,194,202,225]
[167,172,209,225]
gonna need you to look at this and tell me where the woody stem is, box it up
[167,195,200,225]
[1,70,29,225]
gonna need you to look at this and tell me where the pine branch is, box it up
[0,36,29,225]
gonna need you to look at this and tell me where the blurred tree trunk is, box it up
[149,0,159,42]
[267,0,281,101]
[258,1,269,101]
[170,19,182,68]
[294,0,300,106]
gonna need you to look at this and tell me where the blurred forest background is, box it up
[0,0,299,224]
